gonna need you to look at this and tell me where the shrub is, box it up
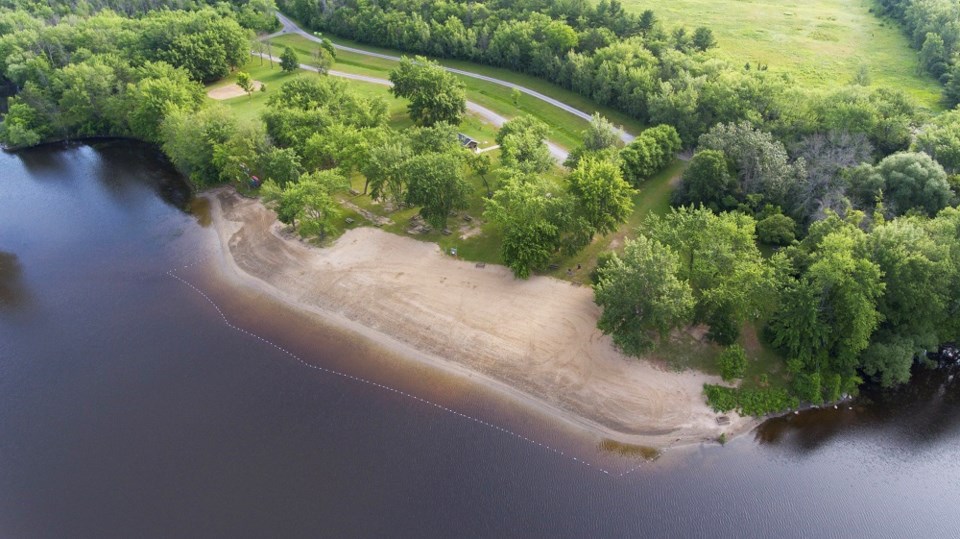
[756,213,796,245]
[718,344,748,381]
[704,384,738,413]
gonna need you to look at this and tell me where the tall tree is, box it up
[593,234,695,355]
[261,170,348,240]
[403,151,470,228]
[673,149,737,210]
[389,56,466,126]
[484,174,571,278]
[363,142,411,203]
[646,207,773,344]
[280,46,299,72]
[497,114,553,173]
[567,155,634,236]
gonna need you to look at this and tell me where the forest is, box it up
[1,0,959,417]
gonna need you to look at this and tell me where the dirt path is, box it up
[206,188,755,448]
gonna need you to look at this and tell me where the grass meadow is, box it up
[626,0,944,108]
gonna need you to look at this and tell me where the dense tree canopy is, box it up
[389,56,466,126]
[261,170,348,239]
[594,235,695,354]
[567,156,634,236]
[402,151,470,229]
[484,173,572,279]
[620,124,681,185]
[496,114,554,173]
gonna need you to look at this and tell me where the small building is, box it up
[457,133,479,151]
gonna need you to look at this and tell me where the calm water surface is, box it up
[1,141,959,538]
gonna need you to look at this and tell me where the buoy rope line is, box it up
[164,255,648,479]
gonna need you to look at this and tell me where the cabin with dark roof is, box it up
[457,133,479,151]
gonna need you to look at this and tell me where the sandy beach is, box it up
[205,188,755,448]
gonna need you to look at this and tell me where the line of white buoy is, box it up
[164,256,647,478]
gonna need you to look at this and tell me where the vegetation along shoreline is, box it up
[2,0,959,445]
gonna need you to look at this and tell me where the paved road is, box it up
[253,51,569,162]
[267,12,635,145]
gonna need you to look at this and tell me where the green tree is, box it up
[697,121,803,208]
[565,113,624,169]
[236,71,254,96]
[915,110,960,173]
[870,152,952,216]
[646,207,773,344]
[280,46,299,72]
[161,104,237,186]
[919,32,948,80]
[466,151,494,196]
[861,338,915,388]
[55,57,119,137]
[363,142,410,203]
[567,156,635,236]
[770,221,884,374]
[484,174,569,278]
[212,120,270,185]
[581,113,623,152]
[123,62,204,142]
[673,149,737,210]
[261,170,348,240]
[312,46,333,75]
[0,98,48,148]
[620,124,681,185]
[593,235,695,355]
[403,151,470,229]
[756,213,797,246]
[692,27,717,52]
[718,344,747,381]
[261,147,303,187]
[389,56,466,126]
[497,115,553,173]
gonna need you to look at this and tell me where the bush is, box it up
[704,384,798,417]
[792,371,824,405]
[704,384,738,413]
[590,251,616,284]
[756,213,796,245]
[737,387,798,416]
[706,304,741,345]
[718,344,748,381]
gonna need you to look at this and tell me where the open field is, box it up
[267,33,648,149]
[627,0,944,108]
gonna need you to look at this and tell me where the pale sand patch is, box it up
[207,81,263,100]
[205,188,756,448]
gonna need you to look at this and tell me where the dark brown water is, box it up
[2,140,959,538]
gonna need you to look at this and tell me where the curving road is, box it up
[267,12,635,145]
[254,52,569,161]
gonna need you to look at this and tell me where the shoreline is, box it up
[202,187,758,449]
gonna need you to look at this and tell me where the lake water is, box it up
[2,140,959,538]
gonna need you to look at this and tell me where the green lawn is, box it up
[267,33,649,149]
[206,59,299,122]
[626,0,943,109]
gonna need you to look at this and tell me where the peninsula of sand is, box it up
[206,188,754,448]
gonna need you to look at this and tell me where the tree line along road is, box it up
[267,12,636,149]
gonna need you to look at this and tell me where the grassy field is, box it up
[626,0,944,108]
[267,33,649,149]
[207,57,502,144]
